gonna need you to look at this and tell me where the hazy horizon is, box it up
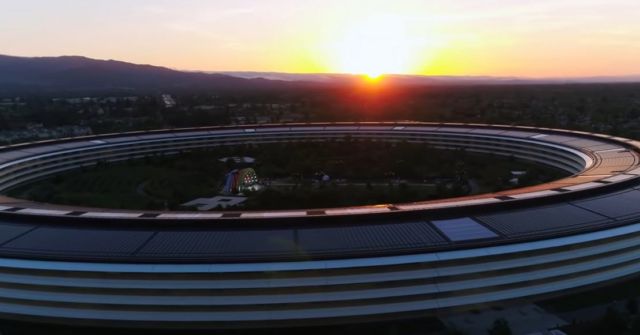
[2,0,640,78]
[4,53,640,82]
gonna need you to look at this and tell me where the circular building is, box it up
[0,122,639,328]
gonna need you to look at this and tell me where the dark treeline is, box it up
[2,83,640,144]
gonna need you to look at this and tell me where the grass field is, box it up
[8,154,226,210]
[6,142,568,211]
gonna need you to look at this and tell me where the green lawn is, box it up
[6,142,568,211]
[8,154,226,210]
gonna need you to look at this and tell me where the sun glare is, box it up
[365,73,382,80]
[324,15,427,77]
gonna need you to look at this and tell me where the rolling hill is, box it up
[0,55,296,93]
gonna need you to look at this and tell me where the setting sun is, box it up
[365,73,382,80]
[323,15,428,77]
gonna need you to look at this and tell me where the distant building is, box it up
[161,94,176,108]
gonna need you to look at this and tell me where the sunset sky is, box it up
[1,0,639,77]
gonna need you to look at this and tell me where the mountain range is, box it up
[0,55,298,94]
[221,71,640,85]
[1,54,639,94]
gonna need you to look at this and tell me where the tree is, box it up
[447,327,468,335]
[629,317,640,335]
[598,306,627,334]
[627,298,638,315]
[487,318,511,335]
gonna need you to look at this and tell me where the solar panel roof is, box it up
[431,218,498,242]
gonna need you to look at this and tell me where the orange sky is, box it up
[1,0,639,77]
